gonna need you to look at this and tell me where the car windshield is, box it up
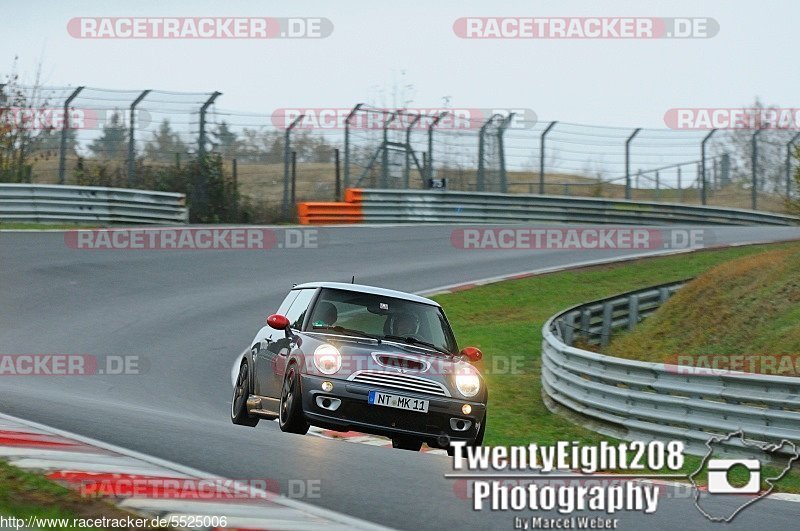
[307,288,457,354]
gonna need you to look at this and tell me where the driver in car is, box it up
[390,311,420,338]
[312,301,338,327]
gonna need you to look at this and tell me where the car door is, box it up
[255,288,316,399]
[252,290,297,396]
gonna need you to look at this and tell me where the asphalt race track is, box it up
[2,225,800,530]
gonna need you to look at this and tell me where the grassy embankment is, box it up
[433,241,800,491]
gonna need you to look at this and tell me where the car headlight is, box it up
[313,344,342,375]
[455,369,481,398]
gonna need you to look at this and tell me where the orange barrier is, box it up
[344,188,363,203]
[297,189,364,225]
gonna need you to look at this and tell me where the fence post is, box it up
[625,128,641,200]
[497,113,514,193]
[334,148,341,201]
[193,91,221,221]
[198,91,221,159]
[403,112,421,189]
[563,313,575,346]
[751,130,761,210]
[291,150,297,213]
[539,121,557,194]
[600,302,613,348]
[658,287,669,304]
[580,309,591,343]
[477,114,500,192]
[58,86,84,185]
[655,171,660,201]
[427,111,447,181]
[380,112,396,188]
[343,103,363,191]
[677,165,682,202]
[700,128,716,205]
[787,132,800,199]
[231,158,238,221]
[477,119,487,191]
[282,114,304,219]
[627,295,639,331]
[127,89,150,187]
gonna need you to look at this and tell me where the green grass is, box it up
[0,460,169,530]
[433,241,800,492]
[608,246,800,364]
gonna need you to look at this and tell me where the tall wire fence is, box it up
[2,84,798,222]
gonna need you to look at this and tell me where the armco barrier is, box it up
[0,183,188,224]
[296,200,362,224]
[297,189,798,226]
[541,280,800,458]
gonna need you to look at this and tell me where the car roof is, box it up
[292,282,441,307]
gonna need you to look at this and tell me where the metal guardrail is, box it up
[0,184,188,225]
[541,281,800,458]
[351,189,797,226]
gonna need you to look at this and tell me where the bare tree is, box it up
[718,98,790,193]
[0,58,54,182]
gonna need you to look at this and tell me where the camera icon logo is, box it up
[706,459,761,494]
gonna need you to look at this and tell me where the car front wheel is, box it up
[231,360,259,427]
[279,365,310,435]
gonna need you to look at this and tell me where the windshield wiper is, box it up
[312,325,382,342]
[382,335,452,356]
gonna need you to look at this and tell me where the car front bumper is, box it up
[300,374,486,446]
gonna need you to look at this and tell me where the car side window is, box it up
[275,291,300,316]
[284,289,316,330]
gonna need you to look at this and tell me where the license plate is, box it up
[368,391,429,413]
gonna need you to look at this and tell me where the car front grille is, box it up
[348,370,450,397]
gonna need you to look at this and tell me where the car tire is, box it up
[392,437,423,451]
[231,360,259,427]
[279,365,310,435]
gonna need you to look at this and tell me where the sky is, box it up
[2,0,797,129]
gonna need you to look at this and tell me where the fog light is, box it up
[321,381,333,392]
[462,404,472,415]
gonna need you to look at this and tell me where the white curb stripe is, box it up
[0,412,392,530]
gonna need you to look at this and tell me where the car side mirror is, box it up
[460,346,483,363]
[267,314,290,330]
